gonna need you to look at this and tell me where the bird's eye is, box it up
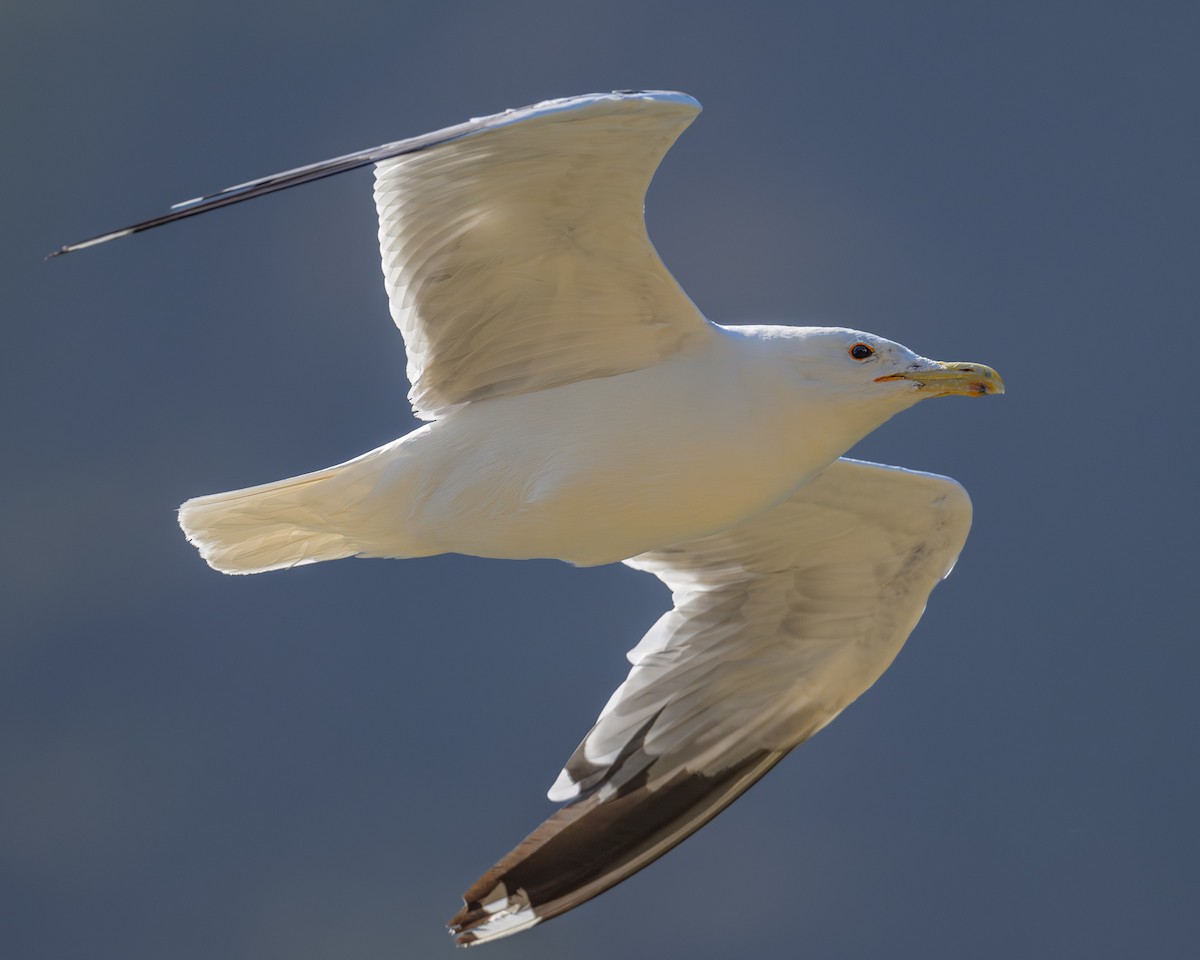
[849,343,875,360]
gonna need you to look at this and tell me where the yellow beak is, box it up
[876,361,1005,397]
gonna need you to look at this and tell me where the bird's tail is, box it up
[178,441,431,575]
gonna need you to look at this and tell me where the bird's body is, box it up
[56,90,1004,946]
[181,323,933,572]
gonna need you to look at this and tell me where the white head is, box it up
[743,325,1004,408]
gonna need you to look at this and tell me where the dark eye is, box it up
[849,343,875,360]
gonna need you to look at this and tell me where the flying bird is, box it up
[54,91,1003,945]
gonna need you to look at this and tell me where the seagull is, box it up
[53,91,1004,945]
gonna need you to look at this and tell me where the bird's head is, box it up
[781,327,1004,406]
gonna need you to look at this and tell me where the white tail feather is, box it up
[178,443,429,575]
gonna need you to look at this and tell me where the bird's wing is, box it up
[448,458,972,945]
[371,91,713,418]
[50,91,713,420]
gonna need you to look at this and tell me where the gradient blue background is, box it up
[6,2,1198,957]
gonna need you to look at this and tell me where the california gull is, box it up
[53,91,1004,945]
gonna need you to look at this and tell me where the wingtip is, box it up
[46,227,138,259]
[446,910,474,948]
[447,892,541,947]
[447,909,481,948]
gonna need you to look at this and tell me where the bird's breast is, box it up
[405,340,857,565]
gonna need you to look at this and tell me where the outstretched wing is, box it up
[51,91,714,420]
[372,92,712,418]
[449,459,973,945]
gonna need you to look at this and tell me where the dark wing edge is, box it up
[47,90,698,258]
[448,747,785,946]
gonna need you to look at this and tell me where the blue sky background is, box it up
[5,2,1198,958]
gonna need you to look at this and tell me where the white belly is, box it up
[380,334,868,565]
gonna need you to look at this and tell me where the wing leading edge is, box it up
[49,91,699,257]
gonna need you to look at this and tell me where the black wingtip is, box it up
[45,247,69,260]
